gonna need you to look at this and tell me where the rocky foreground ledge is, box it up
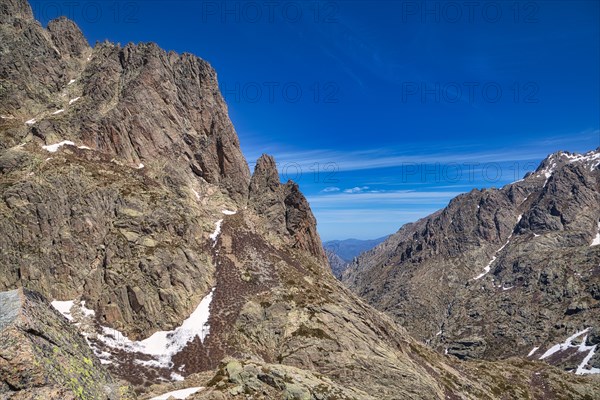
[0,288,135,399]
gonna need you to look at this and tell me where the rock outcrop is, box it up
[0,288,133,399]
[195,359,374,399]
[249,154,326,262]
[324,248,347,279]
[343,149,600,373]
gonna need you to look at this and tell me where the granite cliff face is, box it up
[1,0,252,340]
[343,150,600,373]
[1,1,600,398]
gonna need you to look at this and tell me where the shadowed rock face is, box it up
[343,150,600,370]
[2,1,600,398]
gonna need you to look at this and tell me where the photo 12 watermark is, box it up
[220,81,340,104]
[399,1,540,24]
[400,81,540,104]
[398,161,540,184]
[279,162,340,183]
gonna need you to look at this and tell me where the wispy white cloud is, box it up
[243,129,599,173]
[314,208,439,224]
[308,189,462,207]
[343,186,370,193]
[321,186,340,192]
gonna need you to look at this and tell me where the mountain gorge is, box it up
[324,237,387,278]
[1,0,599,399]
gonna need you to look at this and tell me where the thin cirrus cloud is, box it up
[314,209,439,224]
[307,190,463,207]
[242,129,599,240]
[243,129,600,174]
[343,186,370,193]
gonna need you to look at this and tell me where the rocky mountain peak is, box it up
[283,180,326,260]
[0,0,32,21]
[248,154,326,262]
[249,154,281,192]
[0,10,251,201]
[47,16,89,58]
[533,147,600,177]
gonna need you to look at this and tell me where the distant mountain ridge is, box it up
[324,237,389,262]
[343,148,600,374]
[324,236,388,278]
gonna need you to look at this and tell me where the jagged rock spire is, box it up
[249,154,326,262]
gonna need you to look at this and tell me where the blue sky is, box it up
[33,1,600,241]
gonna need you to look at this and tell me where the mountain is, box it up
[324,237,388,278]
[343,149,600,373]
[324,237,389,262]
[1,1,600,398]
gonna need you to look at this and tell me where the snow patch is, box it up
[150,387,204,400]
[539,328,589,360]
[577,345,600,375]
[68,79,76,85]
[591,222,600,246]
[80,301,96,317]
[473,214,522,280]
[93,288,214,370]
[210,220,223,246]
[222,210,237,215]
[137,163,144,169]
[473,240,508,280]
[69,97,81,105]
[25,118,37,125]
[540,162,557,188]
[192,189,201,201]
[527,346,540,357]
[502,286,514,291]
[78,145,92,150]
[51,300,75,321]
[42,140,75,153]
[565,150,600,172]
[52,109,64,115]
[170,372,185,381]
